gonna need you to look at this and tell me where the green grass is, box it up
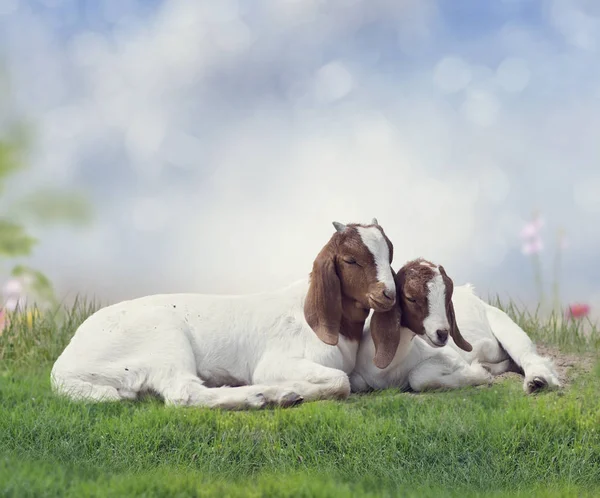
[491,296,600,353]
[1,301,599,497]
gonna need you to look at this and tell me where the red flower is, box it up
[567,303,590,320]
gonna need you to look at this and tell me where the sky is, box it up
[0,0,599,315]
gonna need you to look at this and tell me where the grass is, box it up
[491,296,600,353]
[1,300,599,497]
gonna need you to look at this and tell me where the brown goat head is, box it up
[369,258,472,369]
[304,219,396,348]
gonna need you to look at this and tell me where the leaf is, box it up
[13,189,93,226]
[0,219,37,257]
[0,122,30,187]
[0,140,25,183]
[11,265,57,307]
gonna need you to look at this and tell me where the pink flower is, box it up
[2,278,26,312]
[522,237,543,255]
[567,303,590,320]
[520,216,544,240]
[2,279,23,296]
[520,213,544,255]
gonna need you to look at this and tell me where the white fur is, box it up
[351,284,561,395]
[421,270,449,347]
[51,278,358,409]
[356,226,395,296]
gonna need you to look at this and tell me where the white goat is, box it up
[51,220,398,409]
[351,259,561,395]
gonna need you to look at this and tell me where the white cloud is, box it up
[574,175,600,214]
[0,0,18,17]
[131,197,169,232]
[461,90,501,127]
[433,56,472,94]
[549,0,600,51]
[314,61,354,103]
[2,0,600,308]
[160,130,205,170]
[496,57,530,93]
[478,166,512,204]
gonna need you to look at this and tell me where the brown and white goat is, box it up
[351,259,560,394]
[52,220,398,409]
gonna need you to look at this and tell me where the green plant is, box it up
[0,70,92,310]
[0,298,599,497]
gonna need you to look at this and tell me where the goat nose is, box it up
[436,329,449,344]
[383,289,395,301]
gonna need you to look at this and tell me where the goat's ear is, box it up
[371,217,378,225]
[304,250,342,345]
[439,265,472,353]
[370,306,402,369]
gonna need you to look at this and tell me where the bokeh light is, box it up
[0,0,598,319]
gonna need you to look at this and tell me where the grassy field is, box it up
[1,301,599,497]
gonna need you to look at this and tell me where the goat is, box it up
[351,258,561,395]
[51,220,398,409]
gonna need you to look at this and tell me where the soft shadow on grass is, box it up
[1,300,599,497]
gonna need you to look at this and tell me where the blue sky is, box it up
[1,0,599,315]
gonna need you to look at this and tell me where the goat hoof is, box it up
[247,393,268,409]
[526,376,548,394]
[279,392,304,408]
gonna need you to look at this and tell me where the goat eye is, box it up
[406,297,417,303]
[343,258,357,265]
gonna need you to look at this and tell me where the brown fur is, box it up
[397,259,436,335]
[304,223,394,345]
[369,258,472,369]
[370,295,402,369]
[439,265,472,352]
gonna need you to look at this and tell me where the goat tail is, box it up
[484,303,561,393]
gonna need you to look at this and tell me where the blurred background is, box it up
[0,0,598,319]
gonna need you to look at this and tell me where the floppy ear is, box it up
[439,266,472,352]
[304,249,342,345]
[369,306,402,369]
